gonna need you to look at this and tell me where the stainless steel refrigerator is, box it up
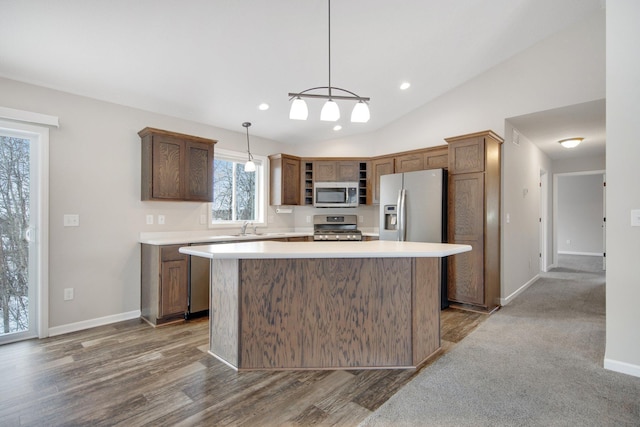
[379,168,448,307]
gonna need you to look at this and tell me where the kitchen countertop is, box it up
[138,230,379,245]
[179,240,471,259]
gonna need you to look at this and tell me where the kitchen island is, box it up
[180,240,470,371]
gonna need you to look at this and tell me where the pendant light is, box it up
[288,0,370,123]
[242,122,256,172]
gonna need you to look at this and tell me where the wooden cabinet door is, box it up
[314,161,337,181]
[159,245,189,318]
[282,156,301,205]
[424,146,448,169]
[449,137,485,174]
[185,141,214,201]
[371,157,395,204]
[160,259,188,317]
[395,152,424,173]
[140,128,216,201]
[151,135,183,199]
[448,172,485,305]
[336,161,359,181]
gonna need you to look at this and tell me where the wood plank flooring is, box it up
[0,308,487,426]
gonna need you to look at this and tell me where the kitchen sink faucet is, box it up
[240,221,252,235]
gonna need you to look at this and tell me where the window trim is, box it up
[208,147,267,229]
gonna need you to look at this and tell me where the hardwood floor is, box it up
[0,308,487,426]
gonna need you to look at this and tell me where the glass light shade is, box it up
[558,138,583,148]
[350,101,370,123]
[244,160,256,172]
[289,98,308,120]
[320,100,340,121]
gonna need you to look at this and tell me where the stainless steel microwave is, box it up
[314,182,359,208]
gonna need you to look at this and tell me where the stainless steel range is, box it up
[313,214,362,241]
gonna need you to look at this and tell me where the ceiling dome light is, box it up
[350,101,370,123]
[320,99,340,121]
[289,97,308,120]
[258,103,269,111]
[558,137,584,148]
[400,82,411,90]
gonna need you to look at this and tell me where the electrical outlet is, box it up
[566,239,571,245]
[64,288,74,301]
[306,216,311,223]
[158,215,165,225]
[63,214,80,227]
[200,214,206,225]
[359,215,364,223]
[146,215,154,225]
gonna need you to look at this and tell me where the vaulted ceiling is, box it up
[0,0,604,148]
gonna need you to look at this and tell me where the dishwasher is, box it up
[187,242,213,318]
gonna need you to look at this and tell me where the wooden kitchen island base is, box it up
[180,240,471,371]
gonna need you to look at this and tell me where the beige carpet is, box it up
[359,255,640,426]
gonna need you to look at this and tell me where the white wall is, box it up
[553,154,605,174]
[604,0,640,376]
[502,122,552,303]
[0,77,293,330]
[557,174,604,254]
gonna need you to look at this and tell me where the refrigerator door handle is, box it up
[398,188,407,241]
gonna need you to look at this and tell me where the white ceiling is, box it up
[0,0,605,147]
[508,99,606,160]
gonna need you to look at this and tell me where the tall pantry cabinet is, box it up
[446,130,503,312]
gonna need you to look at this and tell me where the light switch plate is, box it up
[63,214,80,227]
[631,209,640,226]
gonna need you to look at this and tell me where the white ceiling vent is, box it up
[512,129,521,146]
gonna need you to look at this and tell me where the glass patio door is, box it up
[0,124,40,343]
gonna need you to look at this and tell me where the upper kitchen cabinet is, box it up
[269,153,301,206]
[313,160,360,182]
[445,130,502,312]
[371,156,395,204]
[139,127,216,202]
[394,146,449,173]
[423,146,449,170]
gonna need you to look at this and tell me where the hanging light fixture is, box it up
[242,122,256,172]
[288,0,370,123]
[558,137,584,148]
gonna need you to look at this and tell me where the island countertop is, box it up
[179,240,471,259]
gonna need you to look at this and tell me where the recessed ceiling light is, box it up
[400,82,411,90]
[333,125,342,131]
[258,103,270,111]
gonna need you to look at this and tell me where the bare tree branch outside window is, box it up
[0,136,30,334]
[212,158,256,222]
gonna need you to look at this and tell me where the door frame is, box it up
[552,169,606,268]
[0,118,51,341]
[539,169,549,272]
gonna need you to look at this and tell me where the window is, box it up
[210,148,265,226]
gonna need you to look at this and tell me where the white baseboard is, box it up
[48,310,141,337]
[604,357,640,378]
[558,251,604,257]
[500,274,540,306]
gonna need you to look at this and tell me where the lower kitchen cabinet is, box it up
[141,244,188,325]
